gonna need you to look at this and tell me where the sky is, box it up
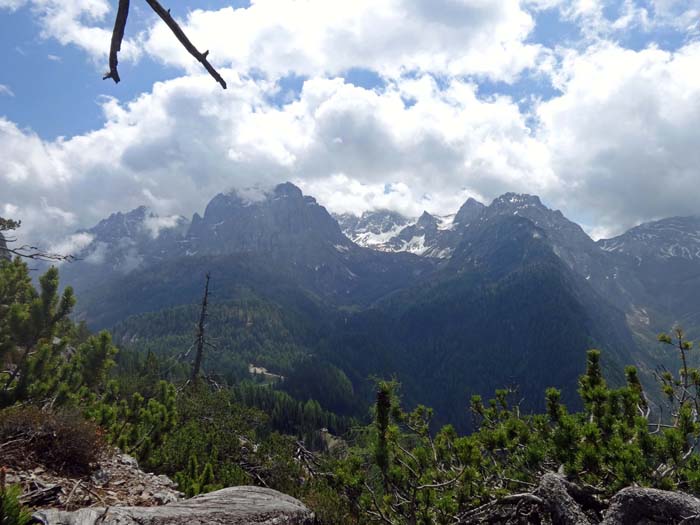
[1,0,700,246]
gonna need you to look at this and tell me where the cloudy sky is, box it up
[1,0,699,244]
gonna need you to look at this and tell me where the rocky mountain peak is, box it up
[483,193,591,246]
[491,192,544,210]
[273,181,304,198]
[416,211,438,229]
[187,181,349,255]
[86,206,151,241]
[454,197,485,225]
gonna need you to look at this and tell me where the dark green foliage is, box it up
[374,382,391,480]
[231,382,354,446]
[145,386,260,492]
[0,218,21,232]
[0,263,77,407]
[175,456,222,498]
[0,482,30,525]
[146,386,314,498]
[282,358,357,415]
[323,271,591,428]
[85,379,178,461]
[0,259,181,466]
[110,295,319,384]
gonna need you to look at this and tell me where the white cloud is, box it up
[143,0,543,82]
[0,84,14,97]
[538,41,700,232]
[649,0,700,33]
[0,0,141,64]
[48,231,94,258]
[532,0,700,39]
[6,36,700,243]
[297,175,483,218]
[2,0,546,83]
[0,70,553,243]
[530,0,651,39]
[143,214,182,238]
[84,241,107,264]
[0,0,28,9]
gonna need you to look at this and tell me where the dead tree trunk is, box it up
[190,272,210,383]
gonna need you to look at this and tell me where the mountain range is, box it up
[54,182,700,428]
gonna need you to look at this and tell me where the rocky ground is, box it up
[5,452,182,511]
[4,449,315,525]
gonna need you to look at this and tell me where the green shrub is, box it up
[0,479,31,525]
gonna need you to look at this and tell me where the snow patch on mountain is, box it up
[350,223,410,248]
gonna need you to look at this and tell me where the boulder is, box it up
[31,486,315,525]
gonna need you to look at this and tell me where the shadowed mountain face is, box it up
[54,182,700,428]
[322,213,637,426]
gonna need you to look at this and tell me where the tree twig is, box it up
[103,0,130,83]
[104,0,227,88]
[143,0,227,89]
[4,245,76,262]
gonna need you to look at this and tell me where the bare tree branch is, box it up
[1,219,76,263]
[104,0,227,89]
[103,0,130,83]
[144,0,227,89]
[3,245,77,263]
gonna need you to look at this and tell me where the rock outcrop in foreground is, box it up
[32,486,315,525]
[459,473,700,524]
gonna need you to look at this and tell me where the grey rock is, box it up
[32,486,315,525]
[151,491,179,505]
[118,454,139,468]
[90,468,110,486]
[154,475,177,488]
